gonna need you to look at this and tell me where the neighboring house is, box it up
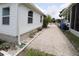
[0,3,45,45]
[59,3,79,37]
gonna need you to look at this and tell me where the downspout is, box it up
[17,4,21,45]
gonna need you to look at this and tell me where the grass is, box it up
[18,48,54,56]
[62,30,79,54]
[26,48,54,56]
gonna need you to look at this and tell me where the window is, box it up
[40,16,42,23]
[3,17,9,25]
[2,7,10,25]
[3,7,10,16]
[28,11,33,23]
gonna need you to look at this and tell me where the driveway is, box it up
[28,24,78,56]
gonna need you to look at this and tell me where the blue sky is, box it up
[36,3,64,10]
[36,3,70,19]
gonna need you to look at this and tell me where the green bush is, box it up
[56,19,61,23]
[0,42,10,50]
[42,17,48,28]
[0,39,6,45]
[37,28,42,32]
[42,15,52,28]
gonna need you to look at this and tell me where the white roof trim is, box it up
[24,3,45,15]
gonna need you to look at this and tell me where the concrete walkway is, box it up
[28,24,78,56]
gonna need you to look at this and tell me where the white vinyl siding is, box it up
[0,3,43,36]
[0,4,18,36]
[18,4,43,35]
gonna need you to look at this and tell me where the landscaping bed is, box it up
[0,39,11,51]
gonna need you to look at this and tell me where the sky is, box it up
[36,3,70,19]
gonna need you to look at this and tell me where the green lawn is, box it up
[26,48,54,56]
[62,30,79,54]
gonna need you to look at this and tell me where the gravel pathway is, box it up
[28,24,78,56]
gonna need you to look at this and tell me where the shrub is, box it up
[37,27,42,32]
[29,32,35,38]
[42,17,48,28]
[43,15,52,28]
[0,39,6,45]
[51,18,56,23]
[0,42,10,50]
[56,19,61,23]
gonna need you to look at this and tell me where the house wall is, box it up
[69,4,79,38]
[18,4,43,35]
[0,3,18,36]
[0,3,44,43]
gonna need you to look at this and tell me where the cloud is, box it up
[45,3,71,19]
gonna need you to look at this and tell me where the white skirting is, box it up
[70,28,79,37]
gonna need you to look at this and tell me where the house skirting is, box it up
[0,33,18,43]
[0,26,42,44]
[70,28,79,37]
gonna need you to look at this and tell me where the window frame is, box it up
[28,11,33,24]
[40,16,42,23]
[2,17,9,25]
[2,7,10,25]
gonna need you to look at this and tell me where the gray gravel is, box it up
[28,24,78,56]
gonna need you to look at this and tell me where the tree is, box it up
[56,19,61,23]
[51,18,55,23]
[42,15,52,28]
[47,15,52,23]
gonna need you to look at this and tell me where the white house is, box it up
[60,3,79,37]
[0,3,45,45]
